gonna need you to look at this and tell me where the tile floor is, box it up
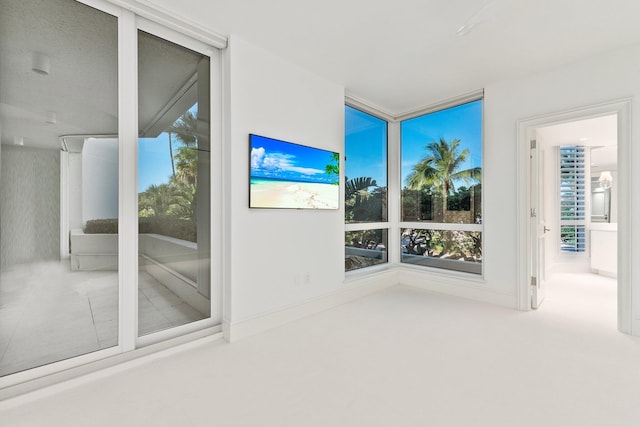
[0,260,206,377]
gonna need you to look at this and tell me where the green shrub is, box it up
[84,217,196,242]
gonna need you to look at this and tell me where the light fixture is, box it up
[598,171,613,189]
[13,136,24,146]
[46,111,57,124]
[31,52,50,75]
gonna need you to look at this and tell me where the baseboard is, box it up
[0,327,223,404]
[224,269,397,342]
[398,267,516,308]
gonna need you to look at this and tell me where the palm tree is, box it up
[325,152,340,184]
[139,183,174,217]
[345,176,377,199]
[173,146,198,186]
[169,110,199,187]
[168,132,176,179]
[405,138,481,216]
[169,110,198,147]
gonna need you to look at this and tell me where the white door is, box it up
[531,138,550,309]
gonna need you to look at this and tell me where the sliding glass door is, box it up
[0,0,119,376]
[0,0,219,382]
[137,29,212,337]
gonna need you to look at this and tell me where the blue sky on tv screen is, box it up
[250,135,338,184]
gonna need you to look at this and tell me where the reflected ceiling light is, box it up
[13,136,24,146]
[579,137,588,141]
[599,171,613,189]
[456,23,477,37]
[32,52,50,75]
[46,111,57,124]
[457,0,497,37]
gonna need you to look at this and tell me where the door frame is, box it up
[516,99,632,334]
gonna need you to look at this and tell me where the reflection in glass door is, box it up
[137,30,211,336]
[0,0,119,376]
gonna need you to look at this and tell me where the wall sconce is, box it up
[598,171,613,189]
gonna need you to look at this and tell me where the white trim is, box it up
[387,120,401,264]
[345,222,390,232]
[137,17,216,56]
[0,328,222,403]
[224,270,397,342]
[137,318,219,348]
[345,93,395,122]
[400,222,483,232]
[397,267,512,308]
[394,89,485,122]
[516,99,632,335]
[104,0,227,49]
[209,47,224,326]
[346,89,485,123]
[118,8,138,352]
[0,346,121,394]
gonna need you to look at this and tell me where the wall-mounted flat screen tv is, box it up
[249,134,340,209]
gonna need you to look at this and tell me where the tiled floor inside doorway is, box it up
[0,260,205,377]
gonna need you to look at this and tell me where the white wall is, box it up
[82,138,119,223]
[482,43,640,326]
[224,37,346,328]
[223,39,640,332]
[1,146,60,266]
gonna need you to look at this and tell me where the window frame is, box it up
[344,103,390,274]
[398,95,484,276]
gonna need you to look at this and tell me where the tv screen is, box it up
[249,134,340,209]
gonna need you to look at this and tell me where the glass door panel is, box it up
[137,30,211,336]
[0,0,118,376]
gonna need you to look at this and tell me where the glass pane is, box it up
[0,0,118,376]
[345,229,388,271]
[137,31,211,336]
[401,228,482,274]
[344,106,387,223]
[401,101,482,223]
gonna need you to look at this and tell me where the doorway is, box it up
[533,115,618,325]
[516,100,632,334]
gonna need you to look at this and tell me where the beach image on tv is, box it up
[250,134,340,209]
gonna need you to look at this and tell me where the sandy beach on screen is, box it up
[251,180,339,209]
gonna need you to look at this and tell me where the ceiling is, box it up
[148,0,640,115]
[537,114,617,170]
[2,0,640,150]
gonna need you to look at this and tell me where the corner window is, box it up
[400,99,483,274]
[344,106,388,272]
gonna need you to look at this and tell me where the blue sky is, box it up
[401,100,482,187]
[139,133,174,193]
[250,134,338,184]
[345,106,387,186]
[139,101,481,193]
[138,104,197,193]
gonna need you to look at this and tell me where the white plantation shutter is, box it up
[559,146,586,253]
